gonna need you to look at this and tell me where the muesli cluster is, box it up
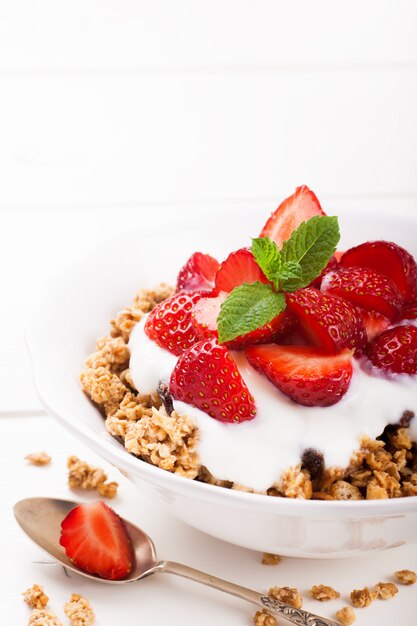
[81,186,417,499]
[23,586,94,626]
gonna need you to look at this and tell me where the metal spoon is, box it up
[14,497,339,626]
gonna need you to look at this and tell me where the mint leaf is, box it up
[277,261,302,290]
[217,282,286,343]
[280,215,339,291]
[251,236,281,282]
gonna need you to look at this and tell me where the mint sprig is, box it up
[217,215,340,343]
[217,282,286,344]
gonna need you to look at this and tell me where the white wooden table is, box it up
[1,2,417,623]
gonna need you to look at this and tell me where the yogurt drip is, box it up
[129,317,417,492]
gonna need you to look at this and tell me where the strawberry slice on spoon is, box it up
[60,501,133,580]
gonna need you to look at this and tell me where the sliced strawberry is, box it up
[398,301,417,322]
[60,501,133,580]
[340,241,417,303]
[246,344,353,407]
[214,248,269,294]
[192,291,294,349]
[361,310,390,342]
[145,291,204,356]
[176,252,220,292]
[259,185,326,248]
[286,288,367,354]
[321,267,403,321]
[309,254,339,289]
[366,325,417,375]
[169,338,256,422]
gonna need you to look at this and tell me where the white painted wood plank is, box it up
[1,69,417,210]
[0,0,416,71]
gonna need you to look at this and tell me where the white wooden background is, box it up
[1,0,417,411]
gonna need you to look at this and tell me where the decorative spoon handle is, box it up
[157,561,339,626]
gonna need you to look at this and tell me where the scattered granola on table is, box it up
[268,586,303,609]
[28,609,62,626]
[350,587,374,608]
[373,581,398,600]
[23,584,49,609]
[63,594,95,626]
[310,584,340,601]
[67,456,118,499]
[253,609,276,626]
[25,452,51,466]
[395,569,417,585]
[335,606,356,625]
[261,553,281,566]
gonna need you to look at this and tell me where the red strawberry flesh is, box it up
[398,301,417,322]
[192,291,294,349]
[144,291,205,356]
[340,241,417,303]
[361,310,390,342]
[170,338,256,422]
[246,344,353,407]
[176,252,220,292]
[214,248,270,294]
[366,325,417,375]
[321,266,403,320]
[60,501,133,581]
[286,288,367,354]
[259,185,325,249]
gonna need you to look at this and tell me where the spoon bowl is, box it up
[14,497,340,626]
[14,497,158,583]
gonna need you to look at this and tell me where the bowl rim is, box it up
[26,207,417,518]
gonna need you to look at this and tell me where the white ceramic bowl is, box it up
[27,207,417,559]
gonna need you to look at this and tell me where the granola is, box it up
[395,569,417,585]
[67,456,118,499]
[25,452,51,466]
[335,607,356,625]
[268,586,303,609]
[81,286,417,499]
[310,584,340,601]
[373,582,398,600]
[253,609,276,626]
[63,594,95,626]
[261,553,281,566]
[28,609,62,626]
[350,587,374,608]
[22,584,49,609]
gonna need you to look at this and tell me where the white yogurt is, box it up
[129,316,417,492]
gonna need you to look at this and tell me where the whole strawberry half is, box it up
[246,344,353,407]
[145,291,205,356]
[60,501,133,580]
[286,287,367,354]
[340,241,417,303]
[321,266,403,321]
[214,248,269,294]
[176,252,220,292]
[192,291,293,349]
[169,338,256,422]
[259,185,326,249]
[366,325,417,375]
